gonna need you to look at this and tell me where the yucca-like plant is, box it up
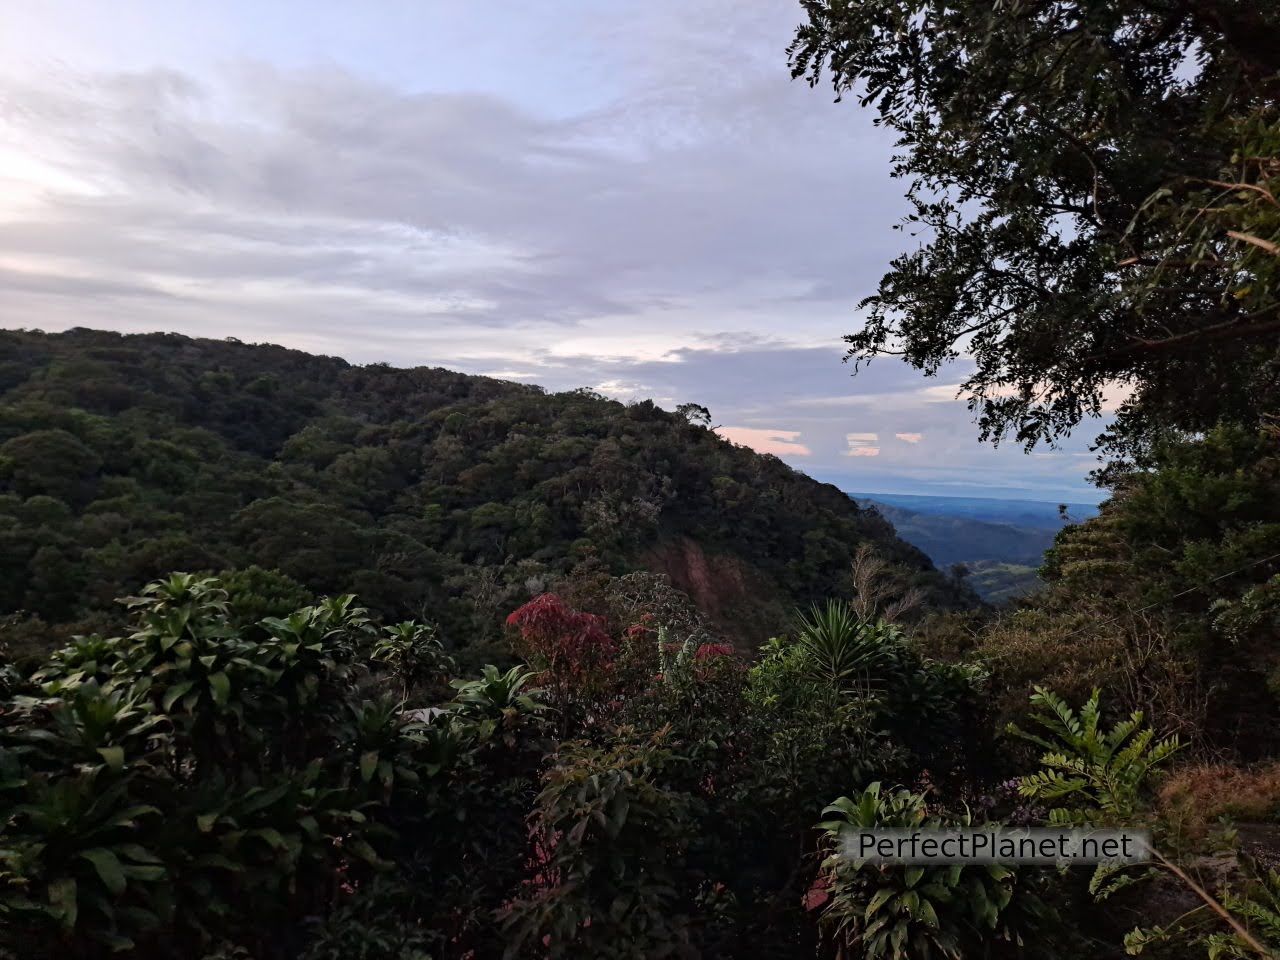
[794,601,900,693]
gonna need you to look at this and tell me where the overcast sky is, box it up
[0,1,1108,501]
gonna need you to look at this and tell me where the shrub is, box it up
[299,877,436,960]
[500,730,698,959]
[0,574,492,958]
[505,594,616,725]
[815,783,1046,959]
[1010,687,1181,828]
[794,601,899,693]
[1159,763,1280,846]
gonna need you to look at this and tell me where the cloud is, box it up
[895,432,922,444]
[845,432,880,457]
[718,426,811,457]
[0,50,902,355]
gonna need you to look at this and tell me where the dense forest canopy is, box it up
[0,327,970,659]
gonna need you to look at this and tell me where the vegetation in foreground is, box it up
[3,557,1279,959]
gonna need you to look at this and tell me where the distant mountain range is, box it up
[848,493,1101,603]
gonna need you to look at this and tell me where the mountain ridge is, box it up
[0,327,976,655]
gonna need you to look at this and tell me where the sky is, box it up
[0,1,1109,502]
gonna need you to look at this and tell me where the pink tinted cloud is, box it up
[718,426,811,456]
[844,432,880,457]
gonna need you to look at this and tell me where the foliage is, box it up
[499,731,698,959]
[1202,867,1280,959]
[0,328,972,655]
[794,601,900,692]
[974,424,1280,753]
[504,593,617,726]
[1117,855,1280,960]
[450,664,546,729]
[298,877,436,960]
[1159,763,1280,847]
[372,621,455,701]
[1010,687,1181,828]
[816,783,1043,959]
[790,0,1280,457]
[0,573,549,959]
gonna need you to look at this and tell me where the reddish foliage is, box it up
[506,593,616,679]
[804,874,831,912]
[695,642,733,661]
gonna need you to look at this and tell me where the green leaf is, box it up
[116,844,162,864]
[346,837,386,867]
[93,931,136,952]
[253,827,288,850]
[49,876,77,928]
[97,746,125,771]
[120,864,166,882]
[162,680,196,712]
[865,886,896,920]
[359,750,378,783]
[208,671,230,707]
[81,848,127,895]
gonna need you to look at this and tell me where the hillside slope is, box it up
[0,328,974,653]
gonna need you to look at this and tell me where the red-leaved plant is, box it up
[506,594,618,724]
[505,594,615,676]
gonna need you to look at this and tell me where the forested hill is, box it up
[0,327,972,655]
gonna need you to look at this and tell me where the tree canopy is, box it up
[789,0,1280,457]
[0,328,970,659]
